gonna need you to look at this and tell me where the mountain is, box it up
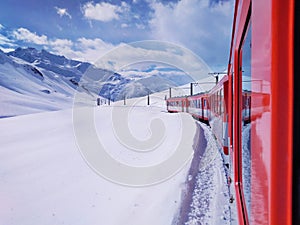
[8,47,90,80]
[0,47,193,116]
[0,49,81,117]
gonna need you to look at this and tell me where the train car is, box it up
[206,75,230,155]
[166,96,188,113]
[227,0,297,224]
[187,94,209,123]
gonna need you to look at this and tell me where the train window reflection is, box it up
[241,22,252,219]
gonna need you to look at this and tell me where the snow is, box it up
[185,124,231,225]
[0,106,190,225]
[0,91,234,225]
[176,122,234,225]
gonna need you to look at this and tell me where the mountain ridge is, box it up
[0,47,193,116]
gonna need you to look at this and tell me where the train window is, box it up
[212,96,214,113]
[219,90,222,114]
[240,21,252,219]
[213,94,216,113]
[221,88,224,114]
[216,93,218,114]
[216,92,219,114]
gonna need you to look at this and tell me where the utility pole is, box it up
[208,72,226,84]
[147,93,150,105]
[169,88,172,98]
[190,83,193,96]
[124,95,126,105]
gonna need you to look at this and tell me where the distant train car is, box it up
[166,96,188,113]
[187,94,209,122]
[206,75,230,155]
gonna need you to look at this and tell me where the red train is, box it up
[167,0,298,224]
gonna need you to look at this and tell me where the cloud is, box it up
[0,33,16,52]
[149,0,234,70]
[55,6,72,19]
[121,23,129,28]
[46,37,118,63]
[0,24,4,30]
[49,38,74,55]
[9,27,117,62]
[82,2,124,22]
[92,41,211,82]
[0,34,14,46]
[119,66,187,79]
[73,37,116,62]
[13,28,48,45]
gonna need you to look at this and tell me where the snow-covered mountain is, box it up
[0,47,193,116]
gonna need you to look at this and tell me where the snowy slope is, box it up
[0,101,193,225]
[0,50,77,116]
[0,91,233,225]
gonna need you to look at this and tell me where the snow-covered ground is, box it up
[183,122,232,225]
[0,92,233,225]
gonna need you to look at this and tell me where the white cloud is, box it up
[93,41,211,81]
[121,23,129,28]
[9,27,118,65]
[72,38,117,62]
[10,27,117,63]
[49,38,74,56]
[135,23,145,30]
[82,2,123,22]
[0,24,4,30]
[119,67,187,79]
[149,0,234,70]
[0,34,15,46]
[55,6,72,19]
[46,37,117,63]
[13,28,48,45]
[50,38,73,47]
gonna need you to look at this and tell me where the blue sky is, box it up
[0,0,233,71]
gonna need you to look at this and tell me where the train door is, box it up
[200,98,203,120]
[203,97,208,121]
[234,15,252,225]
[232,2,252,224]
[222,82,229,155]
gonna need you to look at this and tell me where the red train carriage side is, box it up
[187,94,209,123]
[166,96,188,113]
[228,0,295,224]
[166,0,298,223]
[206,75,230,155]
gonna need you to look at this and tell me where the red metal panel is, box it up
[270,0,294,224]
[230,0,294,224]
[250,0,272,223]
